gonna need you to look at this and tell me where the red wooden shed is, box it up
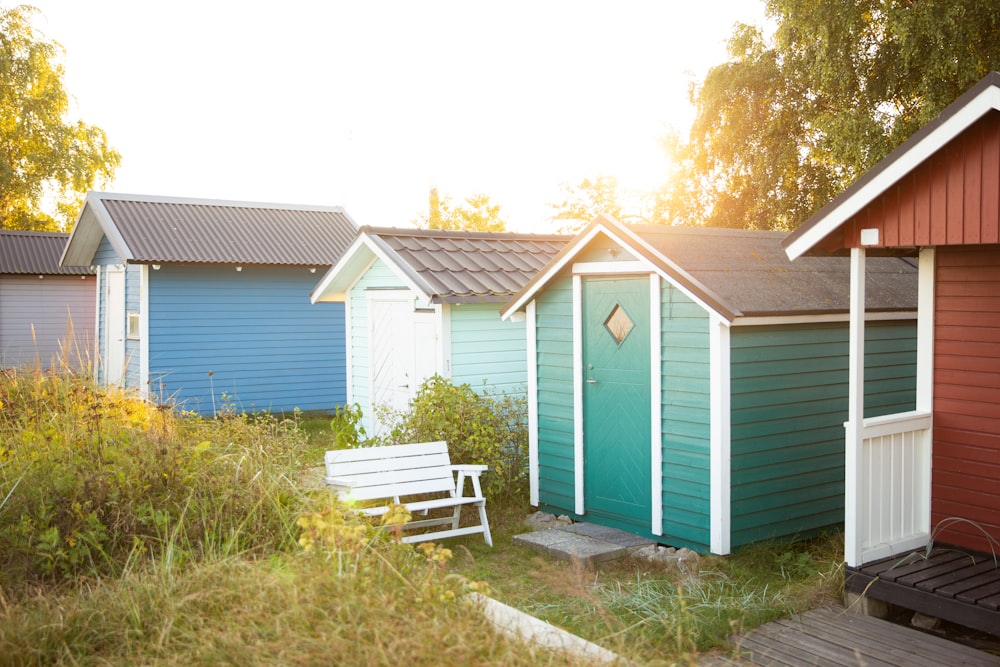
[783,72,1000,634]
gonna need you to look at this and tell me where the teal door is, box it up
[582,275,652,530]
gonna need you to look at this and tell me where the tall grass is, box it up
[0,370,844,665]
[0,370,594,666]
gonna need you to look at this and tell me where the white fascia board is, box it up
[785,86,1000,261]
[588,226,738,320]
[731,311,917,327]
[310,235,371,303]
[311,233,433,304]
[61,192,133,267]
[502,223,612,320]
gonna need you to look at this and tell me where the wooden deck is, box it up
[702,606,1000,666]
[845,547,1000,636]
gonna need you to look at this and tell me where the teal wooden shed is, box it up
[501,216,919,554]
[311,227,566,435]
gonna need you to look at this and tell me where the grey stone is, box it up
[556,522,655,549]
[513,529,628,566]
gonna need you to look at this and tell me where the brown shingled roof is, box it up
[0,230,93,275]
[503,216,917,321]
[631,225,917,316]
[312,226,569,305]
[368,227,569,303]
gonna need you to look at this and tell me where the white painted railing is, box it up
[857,410,932,565]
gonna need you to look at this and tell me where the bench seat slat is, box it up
[331,478,457,501]
[354,496,485,516]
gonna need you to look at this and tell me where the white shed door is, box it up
[369,294,437,435]
[104,268,126,386]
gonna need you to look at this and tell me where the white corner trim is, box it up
[573,274,585,516]
[526,300,539,507]
[649,274,663,536]
[709,313,731,555]
[139,265,149,399]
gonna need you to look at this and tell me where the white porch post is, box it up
[845,247,867,568]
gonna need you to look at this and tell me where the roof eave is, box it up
[60,192,134,267]
[502,215,740,322]
[310,230,435,304]
[784,71,1000,260]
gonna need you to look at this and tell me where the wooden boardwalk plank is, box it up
[919,559,1000,594]
[701,606,1000,667]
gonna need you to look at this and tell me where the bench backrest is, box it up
[325,441,455,501]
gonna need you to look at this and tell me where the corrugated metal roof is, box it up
[365,226,569,303]
[72,193,358,266]
[0,230,93,275]
[631,225,917,316]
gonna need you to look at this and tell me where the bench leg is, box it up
[478,502,492,547]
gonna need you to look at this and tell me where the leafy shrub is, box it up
[380,375,529,510]
[0,370,308,590]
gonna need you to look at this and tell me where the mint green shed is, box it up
[502,216,919,554]
[311,227,566,436]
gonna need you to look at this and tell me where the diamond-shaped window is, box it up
[604,304,634,345]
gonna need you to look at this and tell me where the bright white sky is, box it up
[29,1,767,232]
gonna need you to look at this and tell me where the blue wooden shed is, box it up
[60,192,357,415]
[501,216,919,554]
[310,226,566,435]
[0,230,95,371]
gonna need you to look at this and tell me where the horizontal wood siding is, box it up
[932,246,1000,551]
[348,259,401,414]
[147,264,345,415]
[450,303,527,397]
[0,275,96,370]
[660,283,712,551]
[534,273,576,514]
[843,111,1000,249]
[729,320,917,548]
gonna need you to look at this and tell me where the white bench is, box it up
[324,441,493,546]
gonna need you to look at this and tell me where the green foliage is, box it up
[328,402,368,448]
[382,375,529,510]
[548,174,659,232]
[660,0,1000,231]
[413,188,508,231]
[0,5,121,230]
[0,370,307,588]
[548,175,625,232]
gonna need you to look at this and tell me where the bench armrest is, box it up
[451,464,488,475]
[452,465,488,499]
